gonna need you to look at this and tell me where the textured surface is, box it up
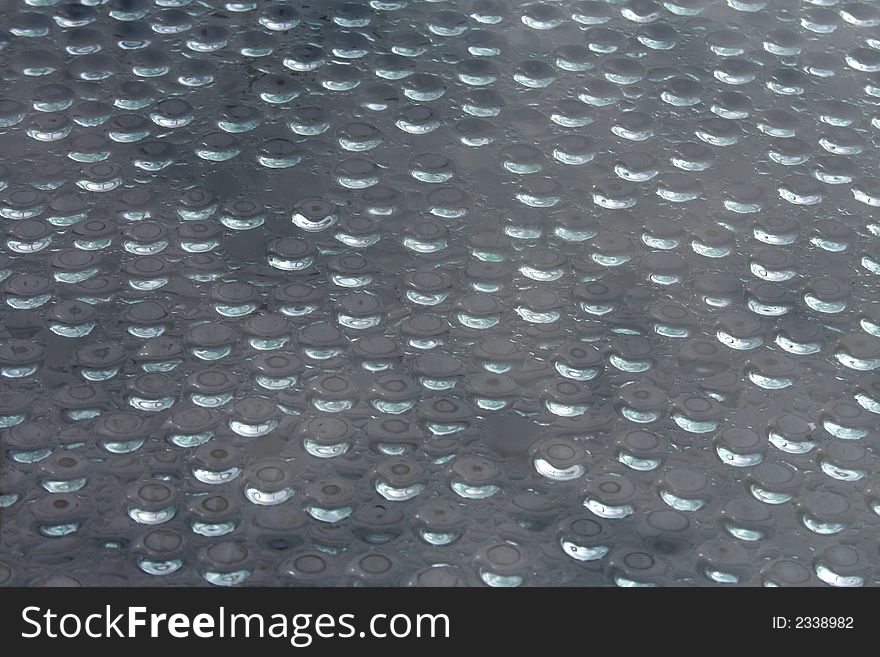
[1,0,880,587]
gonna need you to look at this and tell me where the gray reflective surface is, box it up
[0,0,879,587]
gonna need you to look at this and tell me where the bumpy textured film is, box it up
[0,0,879,588]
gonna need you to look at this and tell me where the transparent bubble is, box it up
[815,564,863,587]
[193,467,241,485]
[822,420,867,440]
[376,481,424,501]
[169,432,213,448]
[614,575,657,588]
[451,482,500,499]
[819,459,864,482]
[749,484,791,505]
[715,445,761,467]
[804,295,846,314]
[129,395,174,412]
[229,419,278,438]
[534,458,585,481]
[203,570,251,587]
[660,490,705,511]
[128,506,176,525]
[619,452,661,471]
[835,351,880,371]
[716,330,762,350]
[584,499,634,519]
[801,514,845,535]
[420,530,459,546]
[42,478,87,493]
[306,505,353,523]
[244,486,293,506]
[768,431,815,454]
[1,365,39,378]
[748,371,793,390]
[672,413,718,433]
[479,570,522,587]
[855,392,880,414]
[10,448,52,464]
[610,355,651,372]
